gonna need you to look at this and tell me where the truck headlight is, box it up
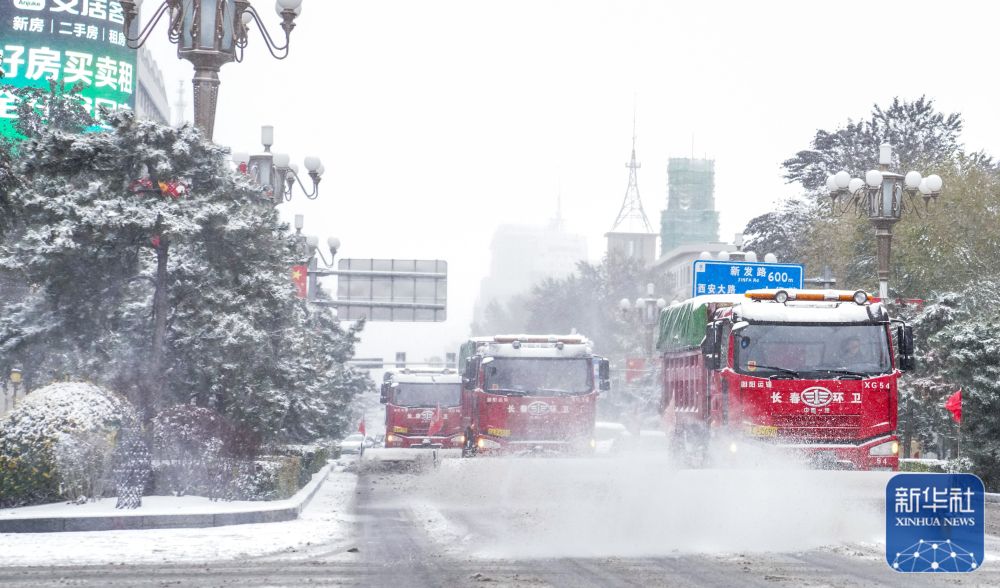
[477,438,501,450]
[869,440,899,456]
[454,434,465,445]
[386,434,396,444]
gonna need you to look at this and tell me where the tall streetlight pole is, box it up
[825,144,943,299]
[117,0,304,140]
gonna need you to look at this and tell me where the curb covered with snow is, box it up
[0,462,334,533]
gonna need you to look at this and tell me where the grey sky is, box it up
[144,0,1000,361]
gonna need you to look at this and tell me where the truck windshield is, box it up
[484,358,592,395]
[732,324,891,377]
[393,383,461,407]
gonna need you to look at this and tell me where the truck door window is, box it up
[720,324,731,367]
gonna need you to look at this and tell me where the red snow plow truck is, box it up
[658,289,914,470]
[380,368,464,449]
[458,335,610,456]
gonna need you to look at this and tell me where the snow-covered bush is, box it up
[271,443,331,487]
[227,457,301,501]
[0,382,129,507]
[151,404,264,500]
[945,456,974,474]
[54,430,115,503]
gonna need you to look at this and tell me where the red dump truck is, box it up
[458,335,610,455]
[380,368,465,449]
[658,289,914,470]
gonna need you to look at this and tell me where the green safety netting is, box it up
[656,300,709,352]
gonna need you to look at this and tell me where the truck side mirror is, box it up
[701,323,721,370]
[379,382,390,404]
[598,358,611,392]
[897,325,915,371]
[463,358,479,390]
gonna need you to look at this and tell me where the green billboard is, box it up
[0,0,137,139]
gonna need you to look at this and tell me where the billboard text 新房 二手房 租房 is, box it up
[0,0,136,139]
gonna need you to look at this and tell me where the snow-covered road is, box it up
[2,453,1000,586]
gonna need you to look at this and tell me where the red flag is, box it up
[945,389,962,423]
[427,404,444,436]
[291,265,308,299]
[358,418,366,436]
[625,357,646,383]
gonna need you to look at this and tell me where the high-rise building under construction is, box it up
[660,158,720,255]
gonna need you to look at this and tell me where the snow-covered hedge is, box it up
[149,408,331,501]
[270,443,332,488]
[0,382,130,507]
[151,404,290,501]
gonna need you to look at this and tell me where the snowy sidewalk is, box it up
[0,461,338,533]
[0,464,358,566]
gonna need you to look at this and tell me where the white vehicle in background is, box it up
[594,421,632,455]
[339,433,372,455]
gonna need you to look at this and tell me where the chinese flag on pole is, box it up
[945,389,962,423]
[291,265,308,299]
[427,404,444,436]
[358,418,366,436]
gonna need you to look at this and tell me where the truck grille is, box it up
[771,414,861,429]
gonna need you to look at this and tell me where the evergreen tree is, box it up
[741,197,821,266]
[782,97,964,191]
[523,256,649,359]
[902,282,1000,487]
[0,109,370,442]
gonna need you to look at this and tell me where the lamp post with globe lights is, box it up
[619,283,668,358]
[116,0,305,140]
[825,143,942,299]
[232,125,323,203]
[293,215,339,302]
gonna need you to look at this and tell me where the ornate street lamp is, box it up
[117,0,304,139]
[825,143,942,299]
[619,283,667,357]
[232,125,322,202]
[293,214,339,301]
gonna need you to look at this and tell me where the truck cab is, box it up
[380,369,464,449]
[459,335,610,455]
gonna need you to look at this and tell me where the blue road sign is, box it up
[692,260,804,297]
[886,473,984,573]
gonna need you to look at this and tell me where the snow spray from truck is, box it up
[458,335,610,456]
[658,288,914,470]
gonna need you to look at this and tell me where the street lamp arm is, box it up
[242,4,295,60]
[282,168,320,201]
[313,247,335,267]
[122,1,173,50]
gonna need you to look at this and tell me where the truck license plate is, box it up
[749,425,778,437]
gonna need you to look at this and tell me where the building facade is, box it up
[135,47,170,124]
[473,220,588,330]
